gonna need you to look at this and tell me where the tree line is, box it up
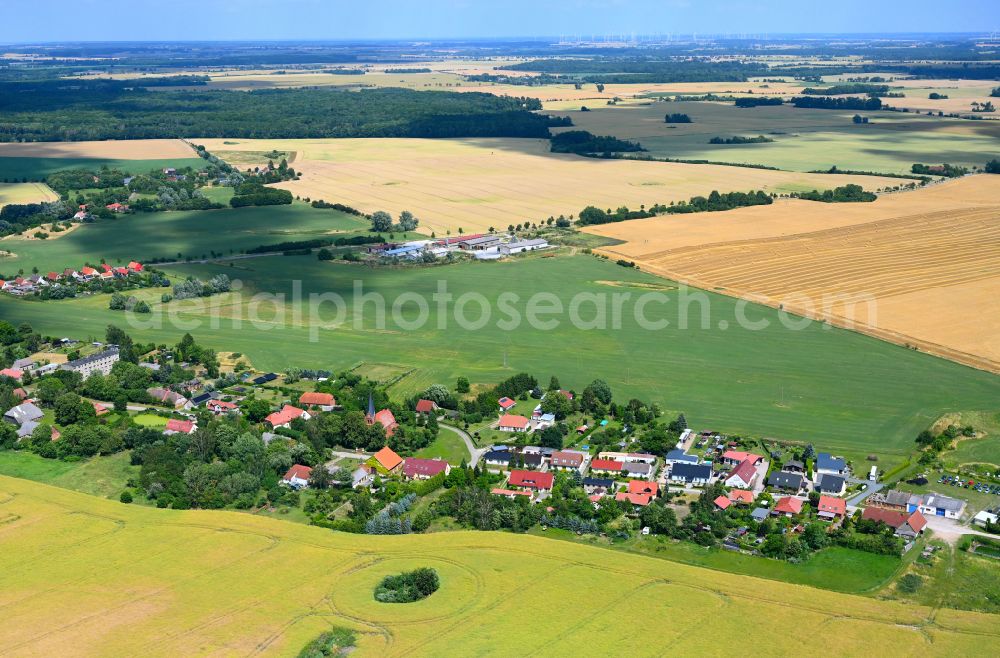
[0,82,563,142]
[575,190,773,226]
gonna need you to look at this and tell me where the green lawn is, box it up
[530,527,901,594]
[133,413,168,428]
[546,102,1000,175]
[2,252,999,455]
[0,202,370,272]
[945,411,1000,468]
[0,157,207,182]
[0,450,136,500]
[414,430,469,464]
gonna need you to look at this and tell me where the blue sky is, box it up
[1,0,997,42]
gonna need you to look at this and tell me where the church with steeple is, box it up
[366,392,398,436]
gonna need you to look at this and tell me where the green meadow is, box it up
[0,157,207,182]
[0,203,370,272]
[547,102,1000,175]
[2,248,999,455]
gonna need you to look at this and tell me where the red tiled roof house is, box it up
[402,457,451,480]
[282,464,313,488]
[299,391,335,411]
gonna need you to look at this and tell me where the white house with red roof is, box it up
[817,495,847,520]
[508,469,554,492]
[723,459,758,489]
[589,458,624,475]
[402,457,451,480]
[265,404,310,429]
[164,418,196,435]
[415,399,438,414]
[772,496,804,517]
[282,464,313,488]
[497,414,529,432]
[206,399,238,415]
[498,396,517,411]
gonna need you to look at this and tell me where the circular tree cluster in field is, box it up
[373,567,439,603]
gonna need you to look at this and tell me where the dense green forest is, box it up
[734,97,784,108]
[801,84,891,96]
[0,81,562,141]
[550,130,645,155]
[503,59,764,83]
[791,96,883,111]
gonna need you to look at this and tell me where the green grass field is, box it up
[1,476,996,656]
[0,451,137,499]
[0,157,207,182]
[413,430,469,464]
[2,252,999,455]
[943,412,1000,468]
[133,413,168,428]
[546,102,1000,175]
[535,528,902,594]
[0,203,370,272]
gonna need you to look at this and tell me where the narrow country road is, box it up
[440,423,486,465]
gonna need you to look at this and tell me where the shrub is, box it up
[120,490,133,504]
[897,573,923,593]
[373,567,439,603]
[296,627,357,658]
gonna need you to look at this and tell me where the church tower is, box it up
[365,391,376,425]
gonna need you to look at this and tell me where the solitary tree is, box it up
[371,211,393,233]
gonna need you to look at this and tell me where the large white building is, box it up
[60,347,119,379]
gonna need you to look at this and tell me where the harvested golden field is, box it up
[0,139,196,160]
[1,476,998,657]
[588,176,1000,371]
[0,182,58,208]
[199,137,898,235]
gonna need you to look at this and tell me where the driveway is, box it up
[846,477,884,508]
[440,423,487,466]
[752,460,769,497]
[923,514,997,545]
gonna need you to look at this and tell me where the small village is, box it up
[0,260,149,296]
[3,329,997,566]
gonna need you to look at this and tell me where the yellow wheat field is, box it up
[587,176,1000,371]
[199,137,899,235]
[0,182,58,208]
[0,139,196,160]
[1,476,997,657]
